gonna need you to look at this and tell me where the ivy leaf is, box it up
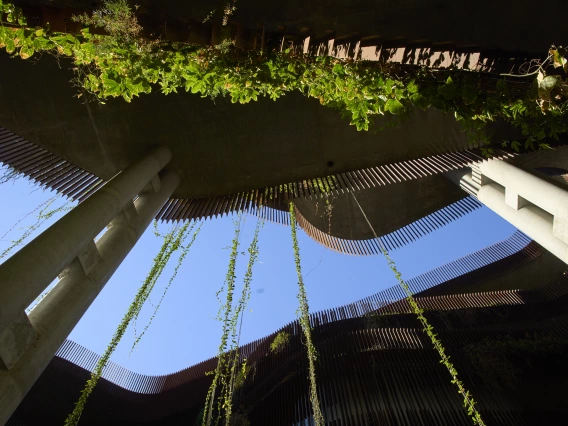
[385,98,405,114]
[539,75,559,91]
[496,79,508,92]
[550,47,567,70]
[461,85,478,105]
[33,36,51,51]
[438,76,456,100]
[19,45,34,59]
[101,76,122,97]
[4,37,15,53]
[431,97,447,111]
[510,141,521,152]
[410,93,430,110]
[332,63,344,75]
[537,74,560,100]
[407,80,419,94]
[525,138,535,150]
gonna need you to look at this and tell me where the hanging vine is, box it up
[289,202,325,426]
[64,221,200,426]
[203,217,262,426]
[0,165,18,184]
[350,192,486,426]
[203,217,243,426]
[224,218,262,425]
[130,221,202,353]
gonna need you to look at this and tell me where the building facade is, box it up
[1,0,568,424]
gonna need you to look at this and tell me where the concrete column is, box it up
[0,146,172,333]
[477,183,568,263]
[479,159,568,243]
[446,161,568,265]
[0,170,180,425]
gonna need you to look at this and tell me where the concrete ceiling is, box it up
[0,52,482,200]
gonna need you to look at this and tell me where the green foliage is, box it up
[130,222,203,353]
[550,46,568,73]
[232,359,249,391]
[204,217,262,426]
[289,202,325,426]
[204,218,241,426]
[203,0,238,26]
[0,1,566,144]
[0,1,27,26]
[349,193,486,426]
[0,165,18,184]
[65,222,200,426]
[72,0,142,42]
[270,331,291,353]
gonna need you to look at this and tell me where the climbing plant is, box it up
[224,219,262,425]
[0,196,74,261]
[350,192,486,426]
[203,217,262,426]
[203,217,242,426]
[269,331,291,353]
[65,221,200,426]
[0,0,566,147]
[289,202,325,426]
[130,222,203,353]
[0,165,18,184]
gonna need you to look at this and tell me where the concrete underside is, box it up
[0,52,481,201]
[1,0,567,245]
[295,174,466,240]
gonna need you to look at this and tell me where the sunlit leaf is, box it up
[385,98,404,114]
[438,78,456,100]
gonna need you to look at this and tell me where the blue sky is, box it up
[0,167,516,375]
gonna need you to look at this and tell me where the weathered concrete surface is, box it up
[0,312,37,371]
[0,52,497,201]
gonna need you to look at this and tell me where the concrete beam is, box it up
[477,183,568,263]
[0,170,180,426]
[479,159,568,244]
[0,146,172,333]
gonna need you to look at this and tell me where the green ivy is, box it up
[130,222,202,354]
[224,219,262,424]
[0,165,18,184]
[204,217,242,426]
[204,217,262,426]
[269,331,291,353]
[289,202,325,426]
[65,221,200,426]
[349,193,486,426]
[0,0,566,145]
